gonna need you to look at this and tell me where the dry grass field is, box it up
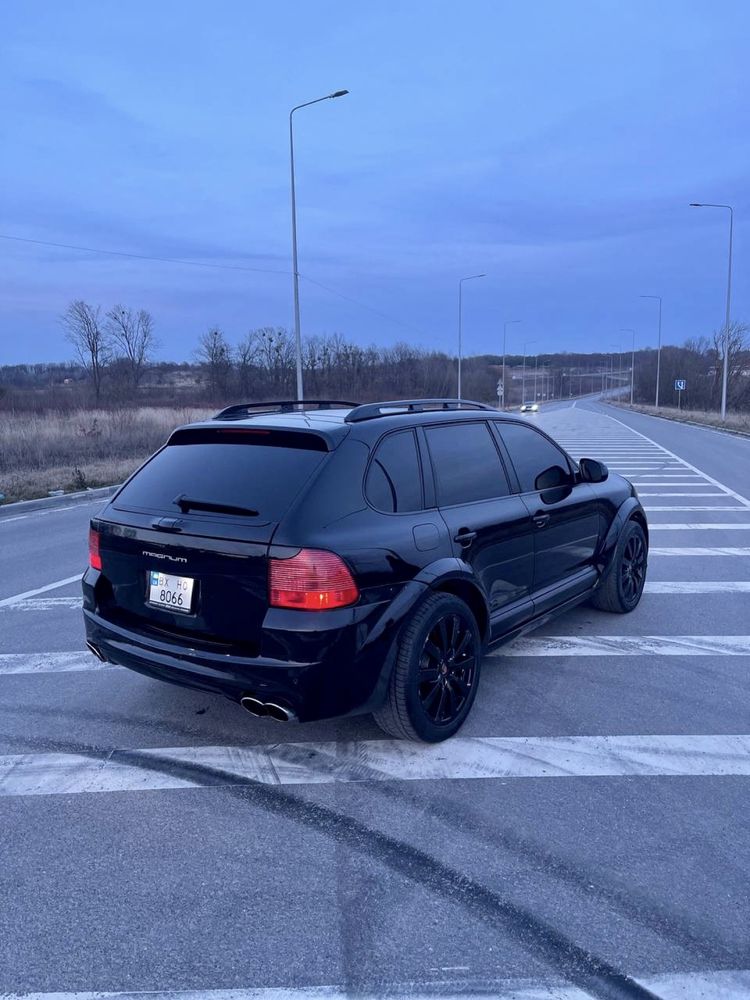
[0,406,212,503]
[613,402,750,434]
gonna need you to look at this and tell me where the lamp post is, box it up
[689,203,734,421]
[501,319,520,410]
[290,89,349,401]
[609,341,622,398]
[457,273,486,400]
[522,339,537,404]
[640,295,662,408]
[620,329,636,405]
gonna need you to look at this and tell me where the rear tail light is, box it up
[89,527,102,570]
[269,549,359,610]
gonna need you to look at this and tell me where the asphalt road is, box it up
[2,400,750,1000]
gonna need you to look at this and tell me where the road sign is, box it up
[674,379,686,391]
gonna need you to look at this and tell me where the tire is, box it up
[373,592,482,742]
[591,519,648,614]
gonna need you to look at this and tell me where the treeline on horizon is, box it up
[1,299,748,413]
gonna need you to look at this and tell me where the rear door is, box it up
[495,421,600,613]
[93,426,330,650]
[423,420,535,635]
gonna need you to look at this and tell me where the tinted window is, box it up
[499,423,570,492]
[366,430,422,512]
[425,422,510,506]
[115,437,325,518]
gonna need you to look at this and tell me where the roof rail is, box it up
[345,398,495,423]
[214,399,359,421]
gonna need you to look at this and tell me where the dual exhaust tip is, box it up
[86,641,108,663]
[240,695,297,723]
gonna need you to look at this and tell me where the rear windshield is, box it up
[114,432,327,519]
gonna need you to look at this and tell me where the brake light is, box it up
[269,549,359,610]
[89,527,102,570]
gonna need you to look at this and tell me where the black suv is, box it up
[83,398,648,742]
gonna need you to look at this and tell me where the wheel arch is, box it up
[598,497,649,576]
[430,577,490,644]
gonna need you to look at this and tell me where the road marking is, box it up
[648,523,750,530]
[638,492,727,497]
[644,581,750,594]
[650,547,750,556]
[600,410,750,508]
[0,651,105,675]
[642,506,750,511]
[6,969,750,1000]
[4,733,750,798]
[632,481,710,486]
[0,574,82,608]
[499,635,750,656]
[0,596,83,611]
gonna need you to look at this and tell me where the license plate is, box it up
[148,571,194,614]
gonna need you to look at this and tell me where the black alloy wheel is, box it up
[621,531,647,605]
[591,519,648,613]
[418,612,477,726]
[373,592,482,742]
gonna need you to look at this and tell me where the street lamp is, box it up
[689,203,734,421]
[522,339,537,404]
[609,342,621,397]
[620,329,636,405]
[457,273,486,400]
[290,89,349,401]
[640,295,662,408]
[501,320,520,409]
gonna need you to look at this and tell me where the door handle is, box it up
[533,513,550,529]
[454,529,478,547]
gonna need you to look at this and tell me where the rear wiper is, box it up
[172,494,259,517]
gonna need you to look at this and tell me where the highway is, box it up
[2,400,750,999]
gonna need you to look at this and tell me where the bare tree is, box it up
[710,321,748,404]
[235,331,264,396]
[195,327,232,398]
[106,305,157,389]
[61,300,110,402]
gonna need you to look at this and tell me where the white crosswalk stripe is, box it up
[651,547,750,556]
[0,651,107,674]
[0,596,82,611]
[648,523,750,530]
[644,581,750,594]
[4,733,750,797]
[499,635,750,656]
[5,968,750,1000]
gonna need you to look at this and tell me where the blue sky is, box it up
[1,0,748,364]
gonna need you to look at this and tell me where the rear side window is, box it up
[425,422,510,506]
[114,432,326,518]
[498,423,570,492]
[365,429,423,512]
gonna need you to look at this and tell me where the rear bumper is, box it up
[83,578,426,722]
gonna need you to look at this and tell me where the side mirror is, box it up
[535,465,570,491]
[579,458,609,483]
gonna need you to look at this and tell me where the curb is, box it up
[0,484,121,518]
[606,403,750,440]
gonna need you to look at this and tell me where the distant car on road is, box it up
[83,398,648,742]
[520,401,539,412]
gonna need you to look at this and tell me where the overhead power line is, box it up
[0,233,288,275]
[0,231,436,344]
